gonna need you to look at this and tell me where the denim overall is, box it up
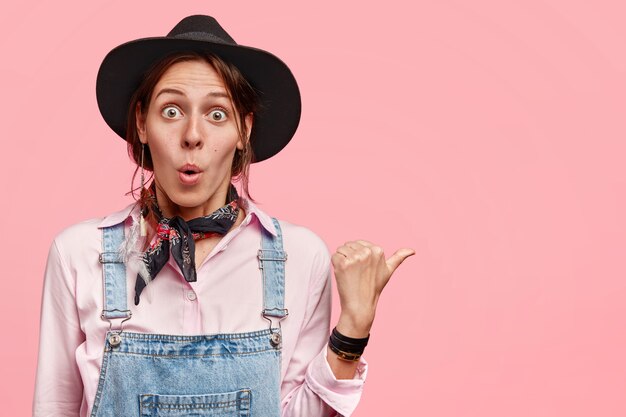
[91,218,288,417]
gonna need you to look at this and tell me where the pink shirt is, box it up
[33,198,367,417]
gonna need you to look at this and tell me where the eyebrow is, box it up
[154,88,230,100]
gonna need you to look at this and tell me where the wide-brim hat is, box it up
[96,15,301,163]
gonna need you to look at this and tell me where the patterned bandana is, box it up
[134,182,240,305]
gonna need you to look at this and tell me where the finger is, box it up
[354,240,385,259]
[385,248,416,274]
[346,242,380,262]
[336,244,357,258]
[347,242,364,251]
[331,252,347,266]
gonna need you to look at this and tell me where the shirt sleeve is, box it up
[280,253,368,417]
[33,239,85,417]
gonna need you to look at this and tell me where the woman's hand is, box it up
[331,240,415,338]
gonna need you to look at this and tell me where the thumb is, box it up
[386,248,415,274]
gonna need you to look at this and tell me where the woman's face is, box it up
[136,59,251,218]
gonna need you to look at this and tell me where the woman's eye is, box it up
[162,106,181,119]
[209,109,227,122]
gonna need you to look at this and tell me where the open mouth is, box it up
[178,164,202,185]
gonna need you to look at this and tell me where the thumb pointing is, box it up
[386,248,415,274]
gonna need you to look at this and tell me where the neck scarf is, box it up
[134,183,240,305]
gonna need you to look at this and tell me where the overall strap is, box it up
[258,218,288,321]
[99,223,131,321]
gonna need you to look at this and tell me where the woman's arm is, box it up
[328,240,414,378]
[281,256,366,417]
[280,236,413,416]
[33,240,85,417]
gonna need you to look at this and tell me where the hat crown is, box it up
[167,15,236,45]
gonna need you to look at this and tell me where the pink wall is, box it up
[2,1,625,416]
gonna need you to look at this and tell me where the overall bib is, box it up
[90,218,288,417]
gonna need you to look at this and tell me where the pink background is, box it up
[1,1,625,416]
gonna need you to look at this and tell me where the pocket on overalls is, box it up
[139,389,251,417]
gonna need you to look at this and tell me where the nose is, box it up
[182,113,203,149]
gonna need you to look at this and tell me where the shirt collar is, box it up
[97,202,138,229]
[97,197,277,236]
[241,198,278,236]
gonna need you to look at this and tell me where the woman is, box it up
[33,15,414,417]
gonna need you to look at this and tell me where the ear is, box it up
[237,113,254,150]
[135,102,148,144]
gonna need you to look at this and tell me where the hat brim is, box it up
[96,37,301,163]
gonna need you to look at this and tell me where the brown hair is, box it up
[126,51,259,205]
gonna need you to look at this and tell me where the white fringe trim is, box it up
[116,211,151,286]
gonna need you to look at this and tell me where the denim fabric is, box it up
[100,223,131,320]
[258,218,288,321]
[91,218,286,417]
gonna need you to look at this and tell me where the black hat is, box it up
[96,15,301,163]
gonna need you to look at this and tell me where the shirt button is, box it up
[186,291,197,301]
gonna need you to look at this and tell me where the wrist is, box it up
[328,326,370,362]
[336,314,374,339]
